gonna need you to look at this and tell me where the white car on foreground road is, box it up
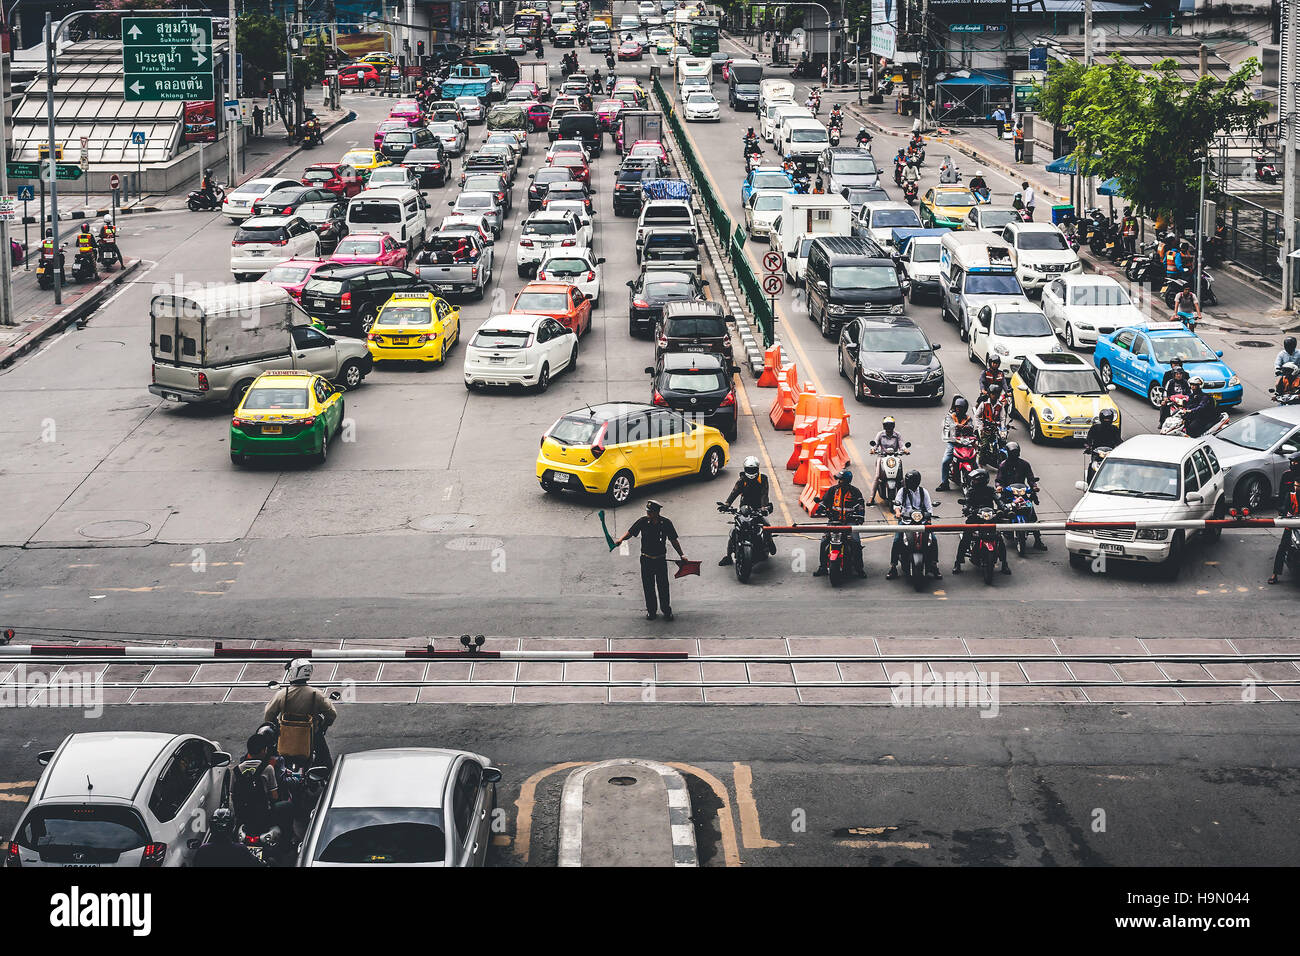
[1066,434,1227,578]
[1001,220,1084,293]
[682,90,721,121]
[8,732,229,867]
[537,247,605,305]
[464,312,580,391]
[230,216,321,280]
[1041,274,1147,349]
[298,748,500,867]
[221,177,302,222]
[967,298,1061,366]
[744,190,786,241]
[516,210,584,277]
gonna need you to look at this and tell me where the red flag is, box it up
[673,559,701,578]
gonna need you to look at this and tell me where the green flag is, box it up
[597,510,617,551]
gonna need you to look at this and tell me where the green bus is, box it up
[682,17,719,55]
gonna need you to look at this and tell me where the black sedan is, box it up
[296,201,348,255]
[251,186,336,218]
[626,269,706,337]
[837,316,946,403]
[528,166,578,210]
[402,146,449,187]
[646,353,737,440]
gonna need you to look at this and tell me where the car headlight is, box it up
[925,368,944,381]
[890,303,905,315]
[993,345,1009,356]
[1042,408,1055,422]
[1076,322,1095,331]
[828,304,846,315]
[862,367,886,381]
[1136,528,1170,541]
[1051,344,1065,352]
[1228,374,1240,386]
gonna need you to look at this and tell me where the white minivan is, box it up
[781,117,829,162]
[345,187,428,252]
[771,104,814,146]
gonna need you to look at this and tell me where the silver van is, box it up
[346,187,428,252]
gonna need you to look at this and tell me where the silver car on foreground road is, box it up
[1205,404,1300,511]
[298,748,500,867]
[8,732,230,867]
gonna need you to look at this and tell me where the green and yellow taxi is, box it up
[472,38,505,54]
[230,370,346,465]
[919,185,980,229]
[339,148,391,183]
[366,291,462,366]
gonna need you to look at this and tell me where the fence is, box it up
[651,76,774,346]
[1216,190,1294,287]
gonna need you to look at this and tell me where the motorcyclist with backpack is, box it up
[1085,407,1121,451]
[936,396,973,491]
[228,730,292,838]
[718,456,776,565]
[887,470,940,579]
[263,658,337,770]
[952,470,1011,575]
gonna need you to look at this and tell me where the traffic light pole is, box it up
[0,49,14,325]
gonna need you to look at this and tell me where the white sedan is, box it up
[1041,274,1148,350]
[537,247,605,305]
[546,139,591,164]
[455,95,486,123]
[744,189,786,241]
[682,91,721,121]
[967,299,1062,366]
[464,312,579,391]
[517,210,584,277]
[221,177,302,222]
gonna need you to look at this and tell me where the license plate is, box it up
[262,425,282,435]
[489,355,505,362]
[1101,543,1124,554]
[391,336,409,344]
[897,384,916,393]
[684,345,706,353]
[312,298,327,308]
[434,284,452,293]
[163,392,182,402]
[249,250,265,256]
[552,472,570,484]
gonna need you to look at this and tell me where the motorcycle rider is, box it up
[1173,286,1200,329]
[975,384,1009,461]
[1159,360,1192,424]
[74,223,97,278]
[98,216,124,269]
[901,159,919,190]
[193,807,264,867]
[1275,336,1300,377]
[829,103,843,128]
[200,167,220,207]
[1267,454,1300,584]
[887,469,940,579]
[937,396,973,491]
[953,470,1010,575]
[813,469,867,578]
[742,125,759,155]
[229,730,290,837]
[893,148,906,185]
[1181,376,1216,437]
[996,442,1047,551]
[977,354,1009,399]
[718,456,776,565]
[606,51,615,70]
[968,169,990,201]
[1085,407,1122,451]
[263,658,337,770]
[1276,362,1300,398]
[870,416,905,504]
[856,126,870,147]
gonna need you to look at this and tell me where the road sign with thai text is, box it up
[123,17,214,101]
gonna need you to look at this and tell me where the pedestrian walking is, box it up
[252,104,264,137]
[614,500,687,621]
[1021,181,1036,221]
[1013,122,1025,162]
[820,62,828,86]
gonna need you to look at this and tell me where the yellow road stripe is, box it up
[514,761,589,864]
[836,839,931,850]
[667,761,742,866]
[732,762,780,849]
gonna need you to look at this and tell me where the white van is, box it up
[781,117,829,162]
[771,104,813,146]
[938,231,1026,341]
[758,78,795,116]
[345,187,427,252]
[759,97,796,141]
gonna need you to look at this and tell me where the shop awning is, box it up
[934,69,1010,87]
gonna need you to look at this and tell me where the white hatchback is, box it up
[230,215,321,280]
[464,312,580,391]
[221,177,303,222]
[517,210,584,277]
[537,247,605,305]
[9,732,230,867]
[967,298,1061,366]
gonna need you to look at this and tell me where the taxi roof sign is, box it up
[259,369,314,377]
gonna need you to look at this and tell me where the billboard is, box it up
[871,0,897,59]
[182,101,216,144]
[928,0,1011,16]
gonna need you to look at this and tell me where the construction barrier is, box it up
[798,461,834,514]
[794,393,851,442]
[789,430,827,478]
[756,344,784,387]
[769,373,810,430]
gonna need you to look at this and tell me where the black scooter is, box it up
[187,184,224,211]
[36,247,64,290]
[896,508,937,592]
[718,502,774,583]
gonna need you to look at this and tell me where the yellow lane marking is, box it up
[514,761,589,864]
[667,761,743,866]
[102,587,160,593]
[837,839,932,850]
[732,762,780,849]
[0,781,36,803]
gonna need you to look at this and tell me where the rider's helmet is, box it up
[953,396,969,416]
[210,807,235,836]
[1285,335,1298,353]
[747,126,754,136]
[743,455,760,478]
[102,215,113,226]
[1004,441,1022,462]
[285,658,314,684]
[987,383,1002,401]
[204,167,213,179]
[836,469,853,485]
[79,222,90,234]
[1098,408,1116,426]
[1290,453,1300,471]
[1189,375,1205,388]
[987,354,1001,368]
[970,469,990,488]
[904,470,921,491]
[881,416,896,434]
[1283,362,1299,379]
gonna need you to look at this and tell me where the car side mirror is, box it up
[626,280,634,287]
[1075,480,1089,492]
[483,766,503,784]
[1107,384,1117,391]
[932,342,941,350]
[1280,444,1299,456]
[1216,350,1224,357]
[644,366,654,375]
[307,766,331,783]
[38,749,55,766]
[447,200,455,207]
[210,751,232,768]
[1185,492,1204,505]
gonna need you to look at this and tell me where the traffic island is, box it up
[558,759,698,867]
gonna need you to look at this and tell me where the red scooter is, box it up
[950,433,979,492]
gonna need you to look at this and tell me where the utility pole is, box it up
[227,0,237,189]
[1285,0,1297,310]
[918,0,929,132]
[0,45,14,326]
[44,12,60,305]
[1083,0,1094,213]
[1195,154,1206,304]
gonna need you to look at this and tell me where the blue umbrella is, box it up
[1098,177,1123,196]
[1045,155,1078,175]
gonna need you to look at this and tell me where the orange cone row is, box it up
[768,363,813,430]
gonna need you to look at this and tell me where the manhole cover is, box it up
[78,519,152,539]
[445,536,504,552]
[1236,339,1274,348]
[75,340,125,351]
[410,514,477,533]
[608,776,638,787]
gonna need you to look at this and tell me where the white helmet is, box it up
[286,658,314,683]
[102,215,113,225]
[743,455,760,477]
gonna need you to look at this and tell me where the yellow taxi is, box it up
[1008,351,1121,444]
[360,52,396,66]
[919,185,981,229]
[230,370,346,465]
[536,402,730,505]
[340,148,391,183]
[472,38,505,54]
[366,291,461,366]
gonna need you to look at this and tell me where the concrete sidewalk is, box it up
[558,759,697,866]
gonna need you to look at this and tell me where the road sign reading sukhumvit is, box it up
[7,161,83,181]
[123,17,214,102]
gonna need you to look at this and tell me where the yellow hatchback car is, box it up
[366,292,461,366]
[920,185,980,229]
[1008,351,1121,444]
[230,370,346,465]
[537,402,730,505]
[340,148,391,183]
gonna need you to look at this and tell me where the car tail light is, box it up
[416,334,433,344]
[536,270,547,280]
[300,416,317,426]
[7,841,21,867]
[497,191,505,202]
[141,843,167,867]
[340,292,352,310]
[561,239,575,247]
[656,332,667,348]
[521,238,534,247]
[367,332,379,342]
[586,270,595,281]
[653,389,667,406]
[471,266,479,279]
[591,421,608,459]
[283,206,293,214]
[231,417,246,427]
[719,390,736,407]
[197,372,209,392]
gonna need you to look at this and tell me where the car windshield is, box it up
[965,273,1021,295]
[979,210,1017,229]
[911,242,941,262]
[751,172,790,190]
[369,170,408,183]
[833,157,877,175]
[1070,283,1130,306]
[315,809,446,864]
[934,190,976,207]
[264,264,314,283]
[298,205,335,224]
[305,278,344,295]
[752,194,784,211]
[349,200,401,224]
[686,94,715,104]
[542,257,590,274]
[18,806,149,853]
[463,176,501,192]
[524,220,575,235]
[993,311,1054,337]
[1215,414,1294,451]
[457,195,493,208]
[536,169,573,184]
[429,123,459,138]
[335,238,382,255]
[1150,335,1218,364]
[665,318,723,336]
[1018,231,1069,251]
[797,238,815,258]
[233,225,287,243]
[383,132,413,144]
[473,328,532,349]
[406,150,441,163]
[860,327,930,352]
[515,292,570,311]
[1035,369,1106,395]
[648,281,696,298]
[302,169,335,183]
[666,369,727,392]
[377,306,433,326]
[243,387,310,410]
[873,209,921,227]
[1090,458,1181,499]
[791,128,828,143]
[455,97,479,107]
[832,266,898,291]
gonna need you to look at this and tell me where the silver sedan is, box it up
[1205,404,1300,511]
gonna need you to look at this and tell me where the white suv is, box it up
[1001,221,1083,293]
[8,732,230,867]
[230,216,321,280]
[1067,434,1227,577]
[517,210,583,277]
[464,312,579,391]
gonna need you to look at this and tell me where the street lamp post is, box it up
[750,2,832,81]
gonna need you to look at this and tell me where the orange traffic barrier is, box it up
[823,428,849,474]
[756,344,784,387]
[769,381,796,429]
[799,461,833,515]
[790,392,823,438]
[820,394,851,438]
[794,394,851,443]
[789,430,824,477]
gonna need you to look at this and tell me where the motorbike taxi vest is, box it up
[41,238,55,255]
[76,232,93,254]
[1165,249,1180,273]
[101,226,116,241]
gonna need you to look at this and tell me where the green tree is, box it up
[1055,56,1267,226]
[236,12,288,93]
[1036,58,1086,127]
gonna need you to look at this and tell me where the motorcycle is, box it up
[812,498,864,587]
[902,179,918,204]
[950,434,979,493]
[746,148,765,173]
[718,502,773,583]
[970,184,991,204]
[187,184,225,212]
[792,173,810,194]
[1172,308,1198,334]
[977,419,1010,468]
[606,52,615,70]
[869,440,911,503]
[1123,241,1162,284]
[97,240,119,271]
[1270,388,1300,406]
[905,146,924,167]
[1001,482,1036,557]
[1255,159,1278,184]
[964,504,1006,586]
[71,249,97,283]
[893,162,905,187]
[741,135,761,160]
[300,118,323,148]
[1085,444,1112,484]
[896,508,936,592]
[1160,393,1190,436]
[1162,270,1217,308]
[193,822,286,868]
[828,126,841,146]
[35,247,63,290]
[856,132,872,148]
[939,157,961,184]
[828,112,843,132]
